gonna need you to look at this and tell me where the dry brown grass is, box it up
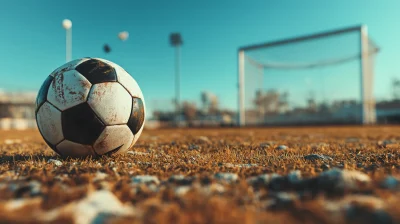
[0,126,399,223]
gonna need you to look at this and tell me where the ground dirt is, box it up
[0,126,399,224]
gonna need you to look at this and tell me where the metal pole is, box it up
[238,50,245,127]
[360,25,376,124]
[175,45,181,126]
[66,28,72,62]
[360,25,367,124]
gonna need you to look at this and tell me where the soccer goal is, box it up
[237,25,379,126]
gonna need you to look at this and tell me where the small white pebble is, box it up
[72,190,136,224]
[48,159,62,167]
[5,198,37,210]
[288,170,302,184]
[148,184,158,192]
[28,181,41,196]
[188,144,200,150]
[222,163,234,168]
[247,173,281,185]
[175,186,191,196]
[112,167,119,177]
[318,168,371,191]
[260,141,275,147]
[206,183,225,194]
[237,163,258,168]
[196,136,211,144]
[169,174,186,181]
[276,192,298,202]
[93,172,108,182]
[346,137,359,143]
[4,139,22,144]
[131,175,160,185]
[312,142,330,147]
[214,172,238,183]
[126,151,149,156]
[4,139,13,145]
[276,145,288,150]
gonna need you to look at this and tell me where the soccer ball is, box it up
[35,58,145,158]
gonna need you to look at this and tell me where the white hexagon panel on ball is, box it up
[56,140,96,158]
[47,70,92,111]
[87,82,132,125]
[93,125,134,155]
[130,125,144,148]
[36,102,63,146]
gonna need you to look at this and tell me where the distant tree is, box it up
[201,92,208,114]
[201,91,219,115]
[209,95,218,114]
[182,101,197,126]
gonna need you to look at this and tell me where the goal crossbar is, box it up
[240,25,365,52]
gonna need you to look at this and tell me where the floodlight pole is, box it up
[238,50,245,127]
[170,33,183,127]
[66,28,72,62]
[62,19,72,62]
[175,45,181,126]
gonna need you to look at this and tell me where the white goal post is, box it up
[237,25,379,127]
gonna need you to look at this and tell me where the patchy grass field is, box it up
[0,126,400,224]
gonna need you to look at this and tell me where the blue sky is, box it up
[0,1,399,115]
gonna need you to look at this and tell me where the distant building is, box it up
[0,92,37,130]
[376,100,400,123]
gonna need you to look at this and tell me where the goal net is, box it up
[238,25,379,126]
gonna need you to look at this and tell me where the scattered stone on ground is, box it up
[304,154,333,161]
[126,151,149,156]
[276,145,288,150]
[380,176,399,190]
[260,141,275,148]
[196,136,211,144]
[131,175,160,185]
[47,159,62,167]
[214,172,238,183]
[188,144,200,150]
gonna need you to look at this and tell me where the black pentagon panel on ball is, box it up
[35,76,54,112]
[62,102,105,145]
[127,97,145,134]
[75,59,117,84]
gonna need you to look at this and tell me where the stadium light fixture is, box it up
[169,33,183,126]
[118,31,129,41]
[62,19,72,62]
